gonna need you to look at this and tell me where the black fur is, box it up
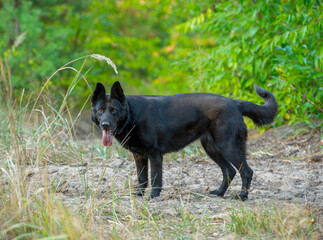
[91,81,278,200]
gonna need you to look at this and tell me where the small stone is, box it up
[277,191,293,200]
[310,155,322,162]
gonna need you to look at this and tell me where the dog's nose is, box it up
[101,121,110,129]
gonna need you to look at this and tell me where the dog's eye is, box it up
[110,108,117,114]
[97,109,103,113]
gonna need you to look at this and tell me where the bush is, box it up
[173,0,322,127]
[0,0,321,127]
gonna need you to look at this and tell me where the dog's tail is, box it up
[235,85,278,126]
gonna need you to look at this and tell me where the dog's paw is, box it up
[209,189,224,197]
[233,193,248,201]
[135,190,145,197]
[134,187,147,197]
[149,189,161,199]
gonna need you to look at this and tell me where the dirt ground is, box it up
[22,122,323,237]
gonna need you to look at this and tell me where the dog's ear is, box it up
[91,83,106,104]
[110,81,126,104]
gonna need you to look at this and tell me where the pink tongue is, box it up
[102,130,113,146]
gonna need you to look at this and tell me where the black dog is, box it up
[91,81,277,200]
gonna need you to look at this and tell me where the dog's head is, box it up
[91,81,128,146]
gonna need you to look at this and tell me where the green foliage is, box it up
[0,0,321,126]
[173,0,322,126]
[0,0,92,101]
[83,0,191,94]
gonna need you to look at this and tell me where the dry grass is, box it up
[0,56,321,239]
[0,56,98,239]
[230,203,319,239]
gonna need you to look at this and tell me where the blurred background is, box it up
[0,0,322,127]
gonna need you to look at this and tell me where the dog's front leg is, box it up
[133,153,148,196]
[149,152,163,199]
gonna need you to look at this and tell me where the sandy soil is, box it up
[15,123,323,237]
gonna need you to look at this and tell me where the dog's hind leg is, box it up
[216,126,253,201]
[134,153,148,196]
[201,134,236,197]
[221,149,253,201]
[234,162,253,201]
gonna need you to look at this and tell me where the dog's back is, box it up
[123,93,237,153]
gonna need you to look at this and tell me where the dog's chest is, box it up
[115,134,147,156]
